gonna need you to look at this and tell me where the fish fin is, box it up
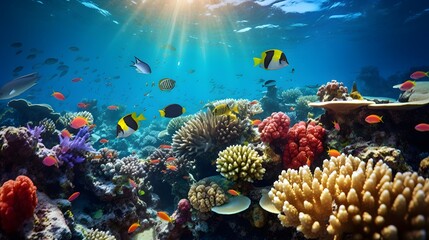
[392,83,401,88]
[9,89,16,95]
[380,116,383,122]
[159,110,165,117]
[231,104,239,114]
[253,57,261,67]
[137,113,146,121]
[135,56,142,63]
[182,107,186,114]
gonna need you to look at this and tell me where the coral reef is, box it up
[316,79,348,102]
[270,155,429,239]
[188,180,227,212]
[0,126,36,166]
[282,121,325,169]
[205,98,263,119]
[295,95,319,120]
[216,145,266,182]
[57,111,94,129]
[258,112,290,144]
[119,155,146,178]
[0,175,38,234]
[167,115,193,136]
[83,228,115,240]
[54,126,94,167]
[7,99,60,124]
[281,88,303,104]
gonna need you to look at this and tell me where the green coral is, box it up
[216,145,265,182]
[295,95,319,120]
[281,88,303,104]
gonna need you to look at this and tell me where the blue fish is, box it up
[131,56,151,74]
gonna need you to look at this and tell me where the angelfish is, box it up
[131,56,151,74]
[0,72,38,99]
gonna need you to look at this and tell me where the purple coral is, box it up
[27,124,45,143]
[56,126,94,167]
[172,199,191,225]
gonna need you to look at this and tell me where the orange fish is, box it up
[68,192,80,202]
[365,114,383,124]
[88,124,96,130]
[166,165,178,171]
[157,211,173,222]
[128,222,140,234]
[129,178,137,188]
[249,100,259,105]
[327,148,341,157]
[159,144,172,149]
[99,138,109,144]
[333,121,340,131]
[306,156,312,166]
[410,71,429,80]
[166,157,176,162]
[150,159,161,164]
[399,80,416,91]
[182,175,190,180]
[72,77,83,82]
[415,123,429,132]
[107,105,119,110]
[227,189,240,196]
[42,155,58,167]
[70,116,88,129]
[290,106,295,111]
[52,91,65,100]
[61,129,72,138]
[92,154,102,160]
[77,102,89,109]
[252,119,261,126]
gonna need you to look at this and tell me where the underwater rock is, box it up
[23,192,71,240]
[351,145,411,173]
[7,99,60,124]
[0,126,37,167]
[419,156,429,178]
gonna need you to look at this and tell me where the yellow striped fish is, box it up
[158,78,176,91]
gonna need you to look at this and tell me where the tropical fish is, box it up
[99,138,109,144]
[252,119,261,126]
[70,116,88,129]
[42,155,58,167]
[131,56,151,74]
[138,190,145,196]
[13,66,23,73]
[262,80,276,87]
[150,159,161,164]
[68,192,80,202]
[52,91,65,100]
[253,49,288,70]
[212,103,239,116]
[128,222,140,234]
[116,113,146,138]
[399,80,416,91]
[158,78,176,91]
[289,106,295,111]
[166,157,177,162]
[61,129,72,138]
[107,105,119,110]
[129,178,137,188]
[249,100,259,105]
[0,73,38,100]
[166,165,178,171]
[159,104,185,118]
[26,54,37,60]
[415,123,429,132]
[44,58,59,65]
[227,189,240,196]
[69,46,80,52]
[327,148,341,157]
[157,211,173,222]
[77,102,89,109]
[72,77,82,82]
[410,71,429,80]
[10,42,23,48]
[333,121,340,131]
[365,114,383,124]
[159,144,172,149]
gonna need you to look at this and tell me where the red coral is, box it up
[283,121,325,169]
[258,112,290,144]
[0,175,38,234]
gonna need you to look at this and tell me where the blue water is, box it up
[1,0,429,118]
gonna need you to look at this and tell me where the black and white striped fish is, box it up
[158,78,176,91]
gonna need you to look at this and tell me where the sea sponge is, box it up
[216,145,265,182]
[0,175,38,234]
[188,180,227,212]
[269,155,429,239]
[83,228,115,240]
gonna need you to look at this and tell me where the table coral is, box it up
[269,155,429,239]
[0,175,38,234]
[188,180,227,212]
[258,112,290,144]
[216,145,265,183]
[282,121,325,169]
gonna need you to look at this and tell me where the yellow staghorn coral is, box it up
[269,154,429,240]
[216,145,266,183]
[188,180,227,212]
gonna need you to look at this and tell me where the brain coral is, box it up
[216,145,265,182]
[269,155,429,239]
[188,180,227,212]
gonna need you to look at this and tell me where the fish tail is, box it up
[159,110,165,117]
[380,116,383,122]
[253,57,261,67]
[426,71,429,76]
[182,107,186,114]
[231,104,239,113]
[137,113,146,121]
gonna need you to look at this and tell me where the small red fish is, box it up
[327,148,341,157]
[227,189,240,196]
[333,121,340,131]
[410,71,429,80]
[166,157,176,162]
[61,129,72,138]
[77,102,89,109]
[107,105,119,110]
[415,123,429,132]
[68,192,80,202]
[182,175,190,180]
[72,77,82,82]
[249,100,259,105]
[88,124,96,130]
[399,80,416,91]
[159,144,172,149]
[52,91,65,100]
[70,116,88,129]
[129,178,137,188]
[150,159,161,164]
[99,138,109,144]
[166,165,178,171]
[42,155,58,167]
[128,222,140,234]
[157,211,173,222]
[365,114,383,124]
[252,119,261,126]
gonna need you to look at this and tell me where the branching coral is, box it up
[167,115,193,136]
[216,145,265,182]
[188,180,227,212]
[83,228,116,240]
[269,155,429,239]
[54,126,94,167]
